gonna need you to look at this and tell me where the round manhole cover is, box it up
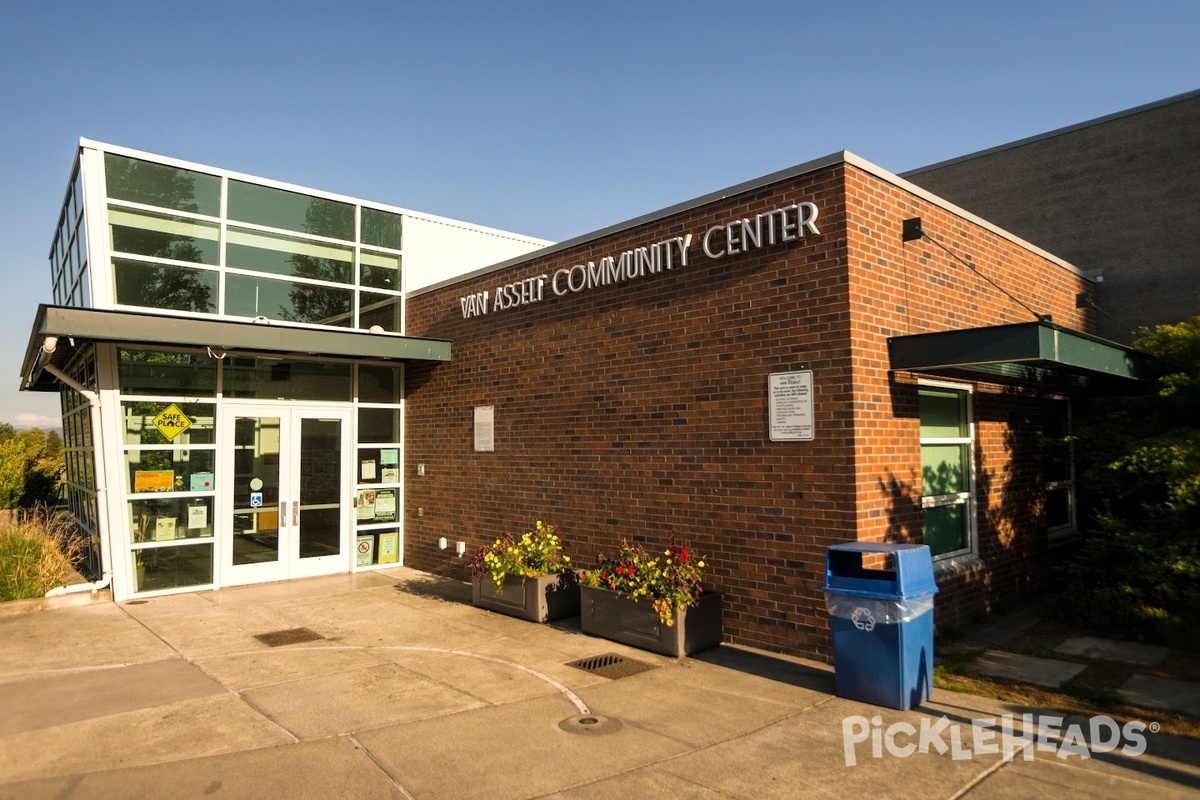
[558,714,622,735]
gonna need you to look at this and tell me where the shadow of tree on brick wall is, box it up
[877,384,1051,622]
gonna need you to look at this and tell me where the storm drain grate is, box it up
[253,627,325,647]
[566,652,655,680]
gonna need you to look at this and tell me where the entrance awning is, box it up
[20,305,452,392]
[887,320,1146,387]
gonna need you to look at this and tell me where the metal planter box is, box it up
[471,572,580,623]
[579,584,723,657]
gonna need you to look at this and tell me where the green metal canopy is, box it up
[887,320,1146,386]
[21,305,452,392]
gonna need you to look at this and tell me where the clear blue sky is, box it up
[2,0,1197,427]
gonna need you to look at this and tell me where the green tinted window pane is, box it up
[923,503,966,556]
[113,259,217,313]
[359,408,400,443]
[122,402,215,446]
[110,207,219,265]
[228,180,354,240]
[360,292,403,332]
[132,542,214,591]
[125,449,216,495]
[921,443,967,496]
[104,153,220,216]
[225,273,353,327]
[222,358,352,401]
[360,249,401,290]
[118,349,216,396]
[919,389,966,438]
[359,366,401,403]
[361,208,402,249]
[227,227,352,283]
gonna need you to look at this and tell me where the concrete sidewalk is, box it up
[2,568,1198,799]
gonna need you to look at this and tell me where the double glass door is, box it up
[220,404,352,586]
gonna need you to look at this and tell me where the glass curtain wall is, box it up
[50,164,90,307]
[101,152,404,331]
[114,346,403,594]
[60,348,100,577]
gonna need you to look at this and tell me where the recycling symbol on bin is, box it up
[851,607,876,632]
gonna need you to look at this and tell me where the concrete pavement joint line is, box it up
[184,642,592,716]
[343,734,418,800]
[944,740,1030,800]
[113,602,304,743]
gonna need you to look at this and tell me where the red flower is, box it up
[680,547,689,563]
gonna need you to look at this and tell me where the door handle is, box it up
[279,501,287,528]
[292,501,299,527]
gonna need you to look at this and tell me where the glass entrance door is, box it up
[221,405,352,586]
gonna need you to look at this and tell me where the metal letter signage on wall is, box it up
[768,371,815,442]
[474,405,495,452]
[151,403,193,442]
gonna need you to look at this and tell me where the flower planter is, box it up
[471,571,580,623]
[579,584,723,657]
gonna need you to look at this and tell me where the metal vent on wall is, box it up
[254,627,325,647]
[566,653,655,680]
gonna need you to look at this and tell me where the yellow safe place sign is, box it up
[152,403,193,441]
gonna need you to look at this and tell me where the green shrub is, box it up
[0,506,83,601]
[1059,314,1200,649]
[1059,513,1200,648]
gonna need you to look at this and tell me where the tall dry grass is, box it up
[0,504,84,601]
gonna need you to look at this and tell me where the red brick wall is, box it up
[402,158,1095,658]
[843,164,1093,626]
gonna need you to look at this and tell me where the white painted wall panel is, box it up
[403,215,550,293]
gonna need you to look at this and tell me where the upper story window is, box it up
[228,180,354,241]
[105,153,220,216]
[91,149,405,331]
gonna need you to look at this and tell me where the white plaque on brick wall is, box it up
[474,405,495,452]
[768,371,814,441]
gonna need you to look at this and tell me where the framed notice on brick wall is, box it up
[474,405,495,452]
[768,371,814,441]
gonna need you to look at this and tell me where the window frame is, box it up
[918,379,978,563]
[1043,396,1078,545]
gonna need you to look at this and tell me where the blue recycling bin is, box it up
[824,542,938,710]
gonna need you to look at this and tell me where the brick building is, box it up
[904,89,1200,344]
[22,142,1143,662]
[402,151,1140,659]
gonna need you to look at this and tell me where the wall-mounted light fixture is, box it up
[902,217,924,242]
[438,537,448,550]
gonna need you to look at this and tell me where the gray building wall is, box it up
[904,90,1200,344]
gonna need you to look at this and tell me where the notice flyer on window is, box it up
[356,535,375,566]
[374,489,396,522]
[380,449,399,466]
[188,505,208,530]
[154,516,177,541]
[134,470,175,493]
[381,466,399,483]
[378,531,399,563]
[356,489,377,520]
[361,459,377,481]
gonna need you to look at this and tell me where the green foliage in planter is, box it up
[469,520,572,593]
[581,538,707,627]
[0,505,84,601]
[1060,315,1200,648]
